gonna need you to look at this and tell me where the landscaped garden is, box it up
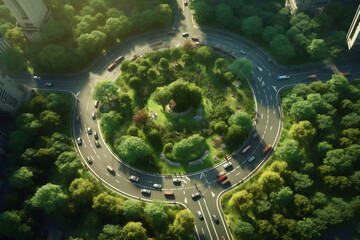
[93,43,255,174]
[221,75,360,239]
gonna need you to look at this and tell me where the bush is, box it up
[147,129,161,146]
[116,136,151,164]
[127,126,138,136]
[163,143,173,154]
[172,134,208,162]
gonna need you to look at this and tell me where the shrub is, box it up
[172,134,208,162]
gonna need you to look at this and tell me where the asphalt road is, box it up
[12,0,360,239]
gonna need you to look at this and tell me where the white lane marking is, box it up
[185,176,190,181]
[79,128,81,134]
[106,173,110,176]
[182,179,187,184]
[104,154,107,157]
[272,85,277,92]
[273,105,275,114]
[183,190,186,195]
[270,125,273,131]
[202,228,205,234]
[267,106,269,114]
[198,201,213,240]
[211,191,215,197]
[86,100,89,110]
[261,99,263,105]
[270,95,273,100]
[83,143,86,148]
[147,180,153,183]
[116,180,120,183]
[203,199,219,240]
[261,113,263,119]
[184,197,187,204]
[96,154,100,159]
[200,172,205,179]
[76,91,80,97]
[92,148,96,154]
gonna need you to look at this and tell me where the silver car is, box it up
[153,183,162,189]
[197,210,203,219]
[87,127,92,134]
[129,175,139,182]
[141,189,151,195]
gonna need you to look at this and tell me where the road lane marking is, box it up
[184,197,187,204]
[203,199,219,240]
[104,154,107,157]
[261,99,263,105]
[211,191,215,197]
[270,95,273,100]
[272,85,277,92]
[185,176,190,181]
[270,125,273,131]
[202,228,205,234]
[182,179,187,184]
[116,180,120,183]
[261,113,263,119]
[198,201,213,240]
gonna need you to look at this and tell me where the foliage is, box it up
[144,200,168,227]
[92,81,119,103]
[55,151,82,179]
[123,200,142,220]
[116,136,151,164]
[229,58,253,79]
[170,210,195,239]
[100,111,123,140]
[172,134,207,162]
[30,183,68,214]
[9,167,34,189]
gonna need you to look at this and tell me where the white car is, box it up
[182,32,189,37]
[129,175,139,182]
[141,189,151,195]
[173,178,181,184]
[191,192,201,199]
[223,162,232,169]
[77,138,82,145]
[258,67,263,73]
[45,82,52,87]
[92,112,96,120]
[87,127,92,134]
[33,75,41,80]
[86,157,93,164]
[153,183,162,189]
[197,210,203,219]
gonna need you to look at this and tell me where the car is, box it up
[130,55,137,61]
[277,75,290,80]
[153,183,162,189]
[221,236,226,240]
[197,210,203,219]
[33,75,41,80]
[268,58,272,63]
[95,100,99,108]
[164,191,174,197]
[107,62,116,71]
[95,141,100,148]
[129,175,139,182]
[115,55,124,64]
[240,50,246,55]
[107,165,115,173]
[45,82,52,87]
[248,156,255,163]
[191,192,201,199]
[77,137,82,145]
[87,127,92,134]
[182,32,189,37]
[76,116,81,122]
[258,67,263,73]
[92,112,96,120]
[94,131,98,140]
[252,132,259,139]
[141,189,151,195]
[184,1,188,6]
[212,215,219,224]
[86,157,93,164]
[173,178,181,184]
[223,162,232,169]
[217,171,226,178]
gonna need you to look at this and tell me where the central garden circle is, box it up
[94,42,255,174]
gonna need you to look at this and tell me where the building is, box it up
[285,0,332,14]
[1,0,51,43]
[0,34,11,54]
[0,74,30,115]
[346,4,360,51]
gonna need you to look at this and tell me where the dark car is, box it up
[86,157,93,164]
[212,214,219,224]
[92,112,96,120]
[77,138,82,146]
[87,127,92,135]
[94,132,98,140]
[95,141,100,148]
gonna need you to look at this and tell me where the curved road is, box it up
[13,1,360,239]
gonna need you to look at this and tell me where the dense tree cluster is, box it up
[0,0,173,72]
[2,91,194,239]
[192,0,353,64]
[224,75,360,239]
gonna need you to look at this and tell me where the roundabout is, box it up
[12,0,360,239]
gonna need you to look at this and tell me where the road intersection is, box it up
[12,1,360,239]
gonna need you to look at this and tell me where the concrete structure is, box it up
[346,4,360,51]
[285,0,332,14]
[0,34,11,54]
[0,74,29,115]
[2,0,51,43]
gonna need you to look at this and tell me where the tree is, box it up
[263,26,279,42]
[276,139,302,164]
[40,20,65,43]
[257,220,278,239]
[105,16,131,40]
[228,111,252,132]
[307,39,328,61]
[77,30,106,56]
[289,121,316,145]
[290,100,316,122]
[242,16,263,37]
[123,200,142,220]
[314,197,353,227]
[116,136,151,164]
[168,80,202,112]
[40,110,61,129]
[270,34,295,62]
[171,210,195,239]
[5,28,27,49]
[100,111,123,140]
[170,48,181,61]
[194,0,210,23]
[294,194,314,218]
[256,200,272,218]
[134,9,154,31]
[9,167,34,189]
[15,113,41,136]
[270,186,293,206]
[128,77,141,91]
[122,222,147,240]
[229,189,254,212]
[215,3,233,26]
[196,46,213,63]
[350,171,360,191]
[154,4,172,25]
[324,149,352,175]
[229,58,254,79]
[0,211,33,240]
[38,44,69,73]
[55,151,82,178]
[30,183,67,214]
[98,224,122,240]
[342,113,360,128]
[214,58,226,73]
[92,192,123,218]
[172,134,207,162]
[316,114,333,132]
[316,141,333,159]
[132,109,148,126]
[232,220,254,239]
[291,171,313,193]
[147,68,157,80]
[311,192,328,208]
[329,74,350,99]
[159,57,169,70]
[152,87,171,111]
[181,53,191,64]
[69,178,95,207]
[92,80,118,103]
[225,125,247,149]
[0,47,27,72]
[258,171,284,193]
[144,200,168,227]
[297,218,321,240]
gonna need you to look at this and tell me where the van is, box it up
[221,179,230,185]
[248,156,255,163]
[115,55,124,64]
[191,36,199,41]
[164,191,174,197]
[262,144,272,154]
[217,174,227,182]
[241,145,251,154]
[277,75,290,80]
[107,62,116,71]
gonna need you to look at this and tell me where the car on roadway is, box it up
[95,141,100,148]
[95,100,99,108]
[131,55,137,61]
[77,138,82,146]
[258,67,263,73]
[94,131,98,140]
[212,214,219,224]
[223,162,232,170]
[115,55,124,64]
[252,132,259,139]
[76,116,81,122]
[107,165,115,174]
[191,192,201,200]
[217,171,226,178]
[141,189,151,195]
[240,50,246,55]
[182,32,189,37]
[33,75,41,80]
[197,210,203,219]
[92,112,96,120]
[45,82,52,87]
[248,156,255,163]
[173,178,181,184]
[86,157,93,164]
[185,1,188,6]
[153,183,162,189]
[87,127,92,134]
[277,75,290,80]
[129,175,139,182]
